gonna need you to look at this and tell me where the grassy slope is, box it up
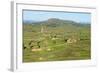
[23,19,91,62]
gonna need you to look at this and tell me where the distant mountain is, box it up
[23,20,40,24]
[23,18,90,27]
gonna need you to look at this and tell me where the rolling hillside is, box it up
[23,18,91,62]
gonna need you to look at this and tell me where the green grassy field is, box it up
[23,18,91,62]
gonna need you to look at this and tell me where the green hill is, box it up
[23,18,91,62]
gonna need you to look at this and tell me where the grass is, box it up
[23,21,91,62]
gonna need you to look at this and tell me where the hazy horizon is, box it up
[23,10,91,23]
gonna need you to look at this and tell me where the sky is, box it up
[23,10,91,23]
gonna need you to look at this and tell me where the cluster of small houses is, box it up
[23,34,80,52]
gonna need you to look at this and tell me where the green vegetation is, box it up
[23,18,91,62]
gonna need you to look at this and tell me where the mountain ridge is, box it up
[23,18,90,27]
